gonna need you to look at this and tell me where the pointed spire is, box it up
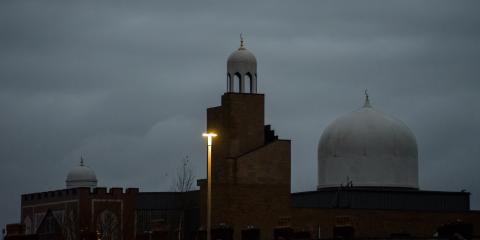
[239,33,245,49]
[363,89,371,108]
[80,155,85,166]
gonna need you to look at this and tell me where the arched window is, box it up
[234,73,241,93]
[227,73,232,92]
[97,210,120,240]
[245,73,253,93]
[24,216,32,234]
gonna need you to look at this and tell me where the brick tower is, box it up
[200,38,292,240]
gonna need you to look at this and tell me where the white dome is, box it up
[227,46,257,75]
[228,47,257,65]
[226,37,258,94]
[318,98,418,189]
[66,159,97,188]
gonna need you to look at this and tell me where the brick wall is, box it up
[20,187,138,240]
[204,93,292,240]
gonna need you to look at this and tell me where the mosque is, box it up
[5,39,480,240]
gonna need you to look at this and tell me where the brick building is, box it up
[7,187,199,240]
[197,40,480,239]
[5,40,480,240]
[18,187,137,240]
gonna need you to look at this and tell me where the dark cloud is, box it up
[1,1,480,228]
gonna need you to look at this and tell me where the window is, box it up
[227,73,232,92]
[234,73,241,92]
[245,73,252,93]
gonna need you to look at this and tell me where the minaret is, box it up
[226,34,258,93]
[202,38,292,240]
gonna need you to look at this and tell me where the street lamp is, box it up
[202,132,217,240]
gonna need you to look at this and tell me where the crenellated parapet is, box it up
[89,187,139,197]
[21,187,139,204]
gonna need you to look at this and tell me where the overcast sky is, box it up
[1,1,480,228]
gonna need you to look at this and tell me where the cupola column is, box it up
[240,74,245,93]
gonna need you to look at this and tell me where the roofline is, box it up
[138,190,200,195]
[292,188,470,195]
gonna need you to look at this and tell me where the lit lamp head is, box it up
[202,133,217,146]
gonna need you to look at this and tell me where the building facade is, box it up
[197,41,480,239]
[19,187,137,240]
[5,40,480,240]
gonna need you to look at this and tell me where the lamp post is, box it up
[202,132,217,240]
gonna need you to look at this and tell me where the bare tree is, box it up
[175,156,194,193]
[174,156,195,240]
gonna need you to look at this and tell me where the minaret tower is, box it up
[202,37,291,240]
[226,34,257,93]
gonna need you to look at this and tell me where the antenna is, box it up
[363,89,371,108]
[240,33,245,48]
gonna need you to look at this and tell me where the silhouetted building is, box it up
[5,39,480,240]
[197,40,480,239]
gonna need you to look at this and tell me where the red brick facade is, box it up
[20,187,138,240]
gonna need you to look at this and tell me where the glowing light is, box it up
[202,132,217,240]
[202,132,217,146]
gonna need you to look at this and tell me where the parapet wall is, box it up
[22,187,139,205]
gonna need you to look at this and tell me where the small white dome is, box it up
[226,37,258,94]
[66,158,97,188]
[227,47,257,66]
[318,97,418,189]
[227,47,257,76]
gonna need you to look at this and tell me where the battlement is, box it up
[90,187,139,196]
[22,188,80,202]
[22,187,139,203]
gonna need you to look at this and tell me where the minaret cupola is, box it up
[226,34,257,93]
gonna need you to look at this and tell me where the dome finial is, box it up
[363,89,371,108]
[80,155,85,166]
[240,33,245,49]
